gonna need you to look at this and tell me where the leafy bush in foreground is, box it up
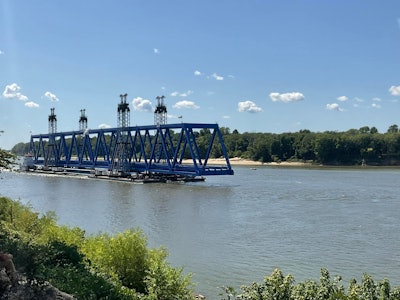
[0,196,194,299]
[81,229,193,299]
[220,268,400,300]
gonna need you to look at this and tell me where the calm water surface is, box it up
[1,166,400,298]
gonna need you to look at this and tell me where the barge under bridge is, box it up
[29,123,234,179]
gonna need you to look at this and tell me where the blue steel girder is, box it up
[29,123,234,176]
[93,131,110,163]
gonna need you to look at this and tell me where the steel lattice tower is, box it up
[45,108,57,167]
[112,94,132,175]
[118,93,130,128]
[79,109,88,131]
[154,95,167,126]
[48,108,57,134]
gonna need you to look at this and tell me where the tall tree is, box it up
[387,124,399,133]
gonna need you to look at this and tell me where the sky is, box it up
[1,0,400,150]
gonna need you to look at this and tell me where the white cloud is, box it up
[354,97,364,103]
[170,90,193,97]
[270,92,304,103]
[211,73,224,81]
[0,50,4,55]
[372,97,381,102]
[222,115,230,119]
[180,90,193,97]
[326,103,344,112]
[238,100,263,113]
[194,70,202,76]
[25,101,39,108]
[44,91,59,102]
[167,114,182,119]
[153,48,159,54]
[371,103,381,109]
[173,100,199,109]
[98,123,111,129]
[337,96,348,102]
[132,97,153,112]
[2,83,28,101]
[389,85,400,96]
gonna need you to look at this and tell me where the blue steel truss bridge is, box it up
[29,123,234,181]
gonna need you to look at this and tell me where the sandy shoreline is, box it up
[202,157,312,167]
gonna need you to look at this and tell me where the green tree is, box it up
[248,137,271,162]
[293,130,316,161]
[359,126,371,134]
[314,134,337,163]
[387,124,399,133]
[219,127,231,136]
[370,127,378,134]
[11,142,31,156]
[384,133,400,158]
[0,148,15,169]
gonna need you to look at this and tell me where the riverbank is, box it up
[206,157,400,168]
[205,157,312,167]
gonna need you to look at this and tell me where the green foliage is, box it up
[387,124,399,133]
[0,197,55,239]
[220,268,400,300]
[0,196,194,299]
[82,229,150,293]
[145,248,193,300]
[0,148,16,168]
[81,229,194,298]
[223,126,400,165]
[291,279,318,300]
[240,268,293,300]
[10,142,30,156]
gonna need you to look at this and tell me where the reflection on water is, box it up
[1,167,400,297]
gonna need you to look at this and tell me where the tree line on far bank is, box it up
[222,124,400,165]
[10,124,400,166]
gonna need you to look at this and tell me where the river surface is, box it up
[1,166,400,298]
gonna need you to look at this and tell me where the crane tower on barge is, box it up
[44,108,57,168]
[154,95,167,126]
[110,93,132,176]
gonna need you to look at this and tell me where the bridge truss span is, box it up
[29,123,234,178]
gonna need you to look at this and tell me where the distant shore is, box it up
[202,157,313,167]
[205,158,399,168]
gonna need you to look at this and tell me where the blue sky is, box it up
[1,0,400,150]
